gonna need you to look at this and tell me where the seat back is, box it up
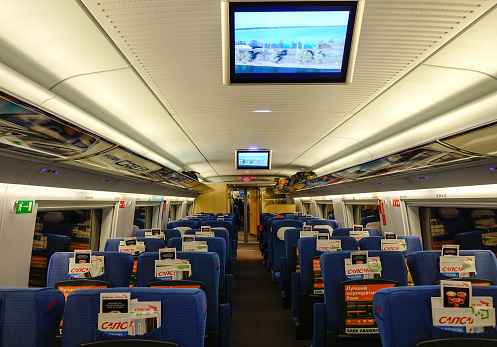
[284,228,303,274]
[185,228,232,259]
[272,220,304,273]
[321,250,408,333]
[0,288,64,347]
[332,227,380,237]
[168,237,227,292]
[359,236,423,255]
[47,251,134,288]
[406,250,497,285]
[62,287,207,347]
[104,238,166,252]
[454,230,497,253]
[201,220,234,236]
[136,251,220,333]
[297,237,358,294]
[167,220,198,230]
[373,286,497,347]
[134,229,181,243]
[309,219,339,230]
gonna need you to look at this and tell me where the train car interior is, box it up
[1,0,497,346]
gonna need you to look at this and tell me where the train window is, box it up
[169,202,182,221]
[133,206,152,230]
[319,203,334,220]
[352,204,381,231]
[420,206,497,250]
[30,208,102,287]
[186,202,194,216]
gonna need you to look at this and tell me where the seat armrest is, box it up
[280,257,287,292]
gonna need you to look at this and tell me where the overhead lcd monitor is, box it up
[221,0,364,84]
[236,150,272,169]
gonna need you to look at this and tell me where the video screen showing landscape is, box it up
[237,151,269,169]
[233,10,350,74]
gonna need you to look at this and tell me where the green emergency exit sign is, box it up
[15,200,33,214]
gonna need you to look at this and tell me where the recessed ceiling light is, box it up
[252,110,273,113]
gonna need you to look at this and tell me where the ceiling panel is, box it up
[0,0,495,184]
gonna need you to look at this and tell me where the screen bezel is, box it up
[221,0,364,85]
[236,149,272,170]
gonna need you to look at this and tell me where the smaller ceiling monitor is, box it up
[221,0,365,85]
[236,150,272,169]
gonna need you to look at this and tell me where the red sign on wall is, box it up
[119,201,126,208]
[392,199,401,207]
[382,215,387,226]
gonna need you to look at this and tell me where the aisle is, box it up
[231,244,311,347]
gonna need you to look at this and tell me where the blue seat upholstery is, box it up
[361,215,380,227]
[201,220,236,258]
[135,251,229,345]
[454,230,497,253]
[406,250,497,285]
[104,238,166,252]
[167,220,198,230]
[47,251,134,288]
[271,220,304,284]
[134,229,181,243]
[309,219,339,230]
[265,216,287,270]
[297,216,322,223]
[62,287,207,347]
[0,288,64,347]
[185,229,235,275]
[373,286,497,347]
[280,228,303,308]
[359,236,423,255]
[312,250,408,347]
[293,236,358,339]
[332,227,380,237]
[168,237,234,315]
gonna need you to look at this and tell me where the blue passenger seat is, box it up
[0,287,64,347]
[359,235,423,255]
[406,250,497,285]
[104,237,166,252]
[62,287,207,347]
[134,229,181,243]
[312,250,408,347]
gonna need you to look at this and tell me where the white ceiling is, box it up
[1,0,497,185]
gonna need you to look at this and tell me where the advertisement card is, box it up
[439,256,476,278]
[182,241,208,252]
[442,244,459,257]
[350,230,370,241]
[200,225,211,232]
[75,250,91,264]
[125,237,137,246]
[384,232,397,239]
[98,313,134,336]
[440,280,471,308]
[217,216,225,221]
[302,225,313,232]
[183,235,195,243]
[300,230,319,238]
[100,292,130,313]
[32,232,48,249]
[159,248,176,260]
[312,257,324,294]
[195,231,215,238]
[144,231,165,240]
[151,228,161,235]
[351,251,368,265]
[353,225,364,231]
[314,224,333,232]
[317,233,330,240]
[316,239,341,252]
[482,232,497,246]
[342,281,396,334]
[380,239,407,252]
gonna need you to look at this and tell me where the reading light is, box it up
[41,168,46,173]
[252,110,273,113]
[54,171,60,175]
[490,168,495,172]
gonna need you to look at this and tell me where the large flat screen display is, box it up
[236,150,271,169]
[222,1,364,84]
